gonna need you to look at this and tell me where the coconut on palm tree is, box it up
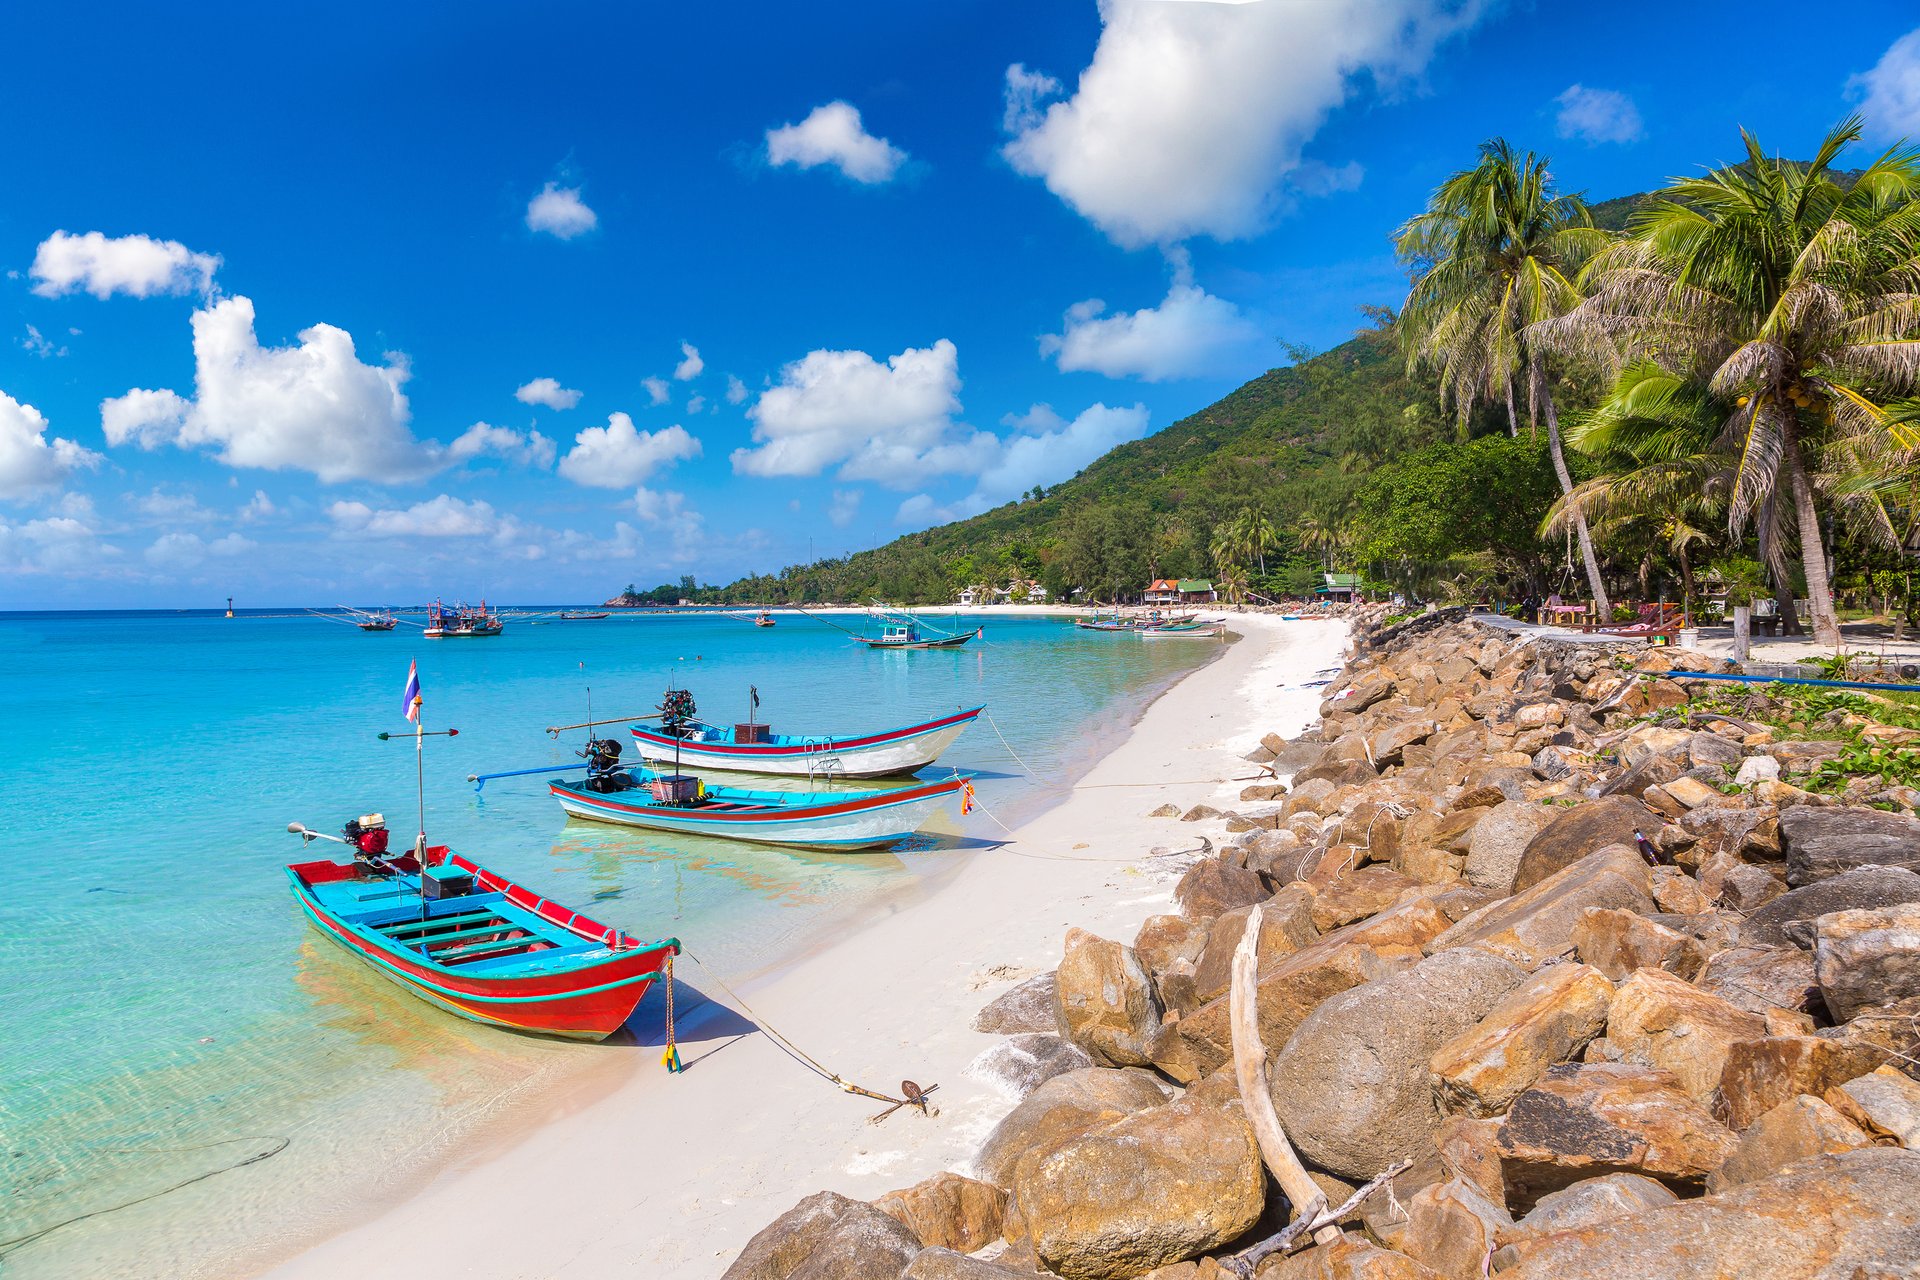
[1396,139,1615,616]
[1542,118,1920,647]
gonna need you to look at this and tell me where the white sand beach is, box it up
[263,615,1349,1279]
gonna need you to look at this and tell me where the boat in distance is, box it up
[550,771,972,848]
[631,706,982,778]
[425,599,504,637]
[854,620,981,649]
[286,820,677,1040]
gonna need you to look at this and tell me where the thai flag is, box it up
[402,660,422,723]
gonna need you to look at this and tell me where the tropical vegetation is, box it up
[680,119,1920,638]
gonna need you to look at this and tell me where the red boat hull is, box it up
[288,852,678,1040]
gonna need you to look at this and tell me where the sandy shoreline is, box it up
[263,616,1349,1279]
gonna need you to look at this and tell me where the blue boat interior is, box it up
[303,873,606,975]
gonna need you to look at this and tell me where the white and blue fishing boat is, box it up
[549,768,972,849]
[631,704,982,778]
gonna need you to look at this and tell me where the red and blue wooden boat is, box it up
[286,843,678,1039]
[631,706,982,778]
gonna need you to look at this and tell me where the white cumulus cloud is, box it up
[732,339,993,486]
[448,422,556,469]
[329,494,498,538]
[900,402,1151,526]
[557,414,702,489]
[1554,84,1643,145]
[643,376,670,406]
[674,342,704,381]
[725,375,749,405]
[526,183,598,239]
[515,377,582,410]
[0,391,102,499]
[30,230,220,299]
[1001,0,1488,246]
[766,102,909,184]
[1851,28,1920,140]
[1041,269,1266,382]
[98,295,436,482]
[0,514,110,574]
[828,488,862,527]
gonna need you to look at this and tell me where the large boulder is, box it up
[1494,1063,1739,1203]
[1425,845,1654,970]
[1429,962,1615,1118]
[1603,967,1766,1102]
[973,1067,1169,1189]
[1054,934,1162,1067]
[973,971,1062,1035]
[1571,907,1706,981]
[966,1033,1094,1101]
[1512,797,1658,892]
[1163,897,1451,1082]
[1692,945,1819,1017]
[1015,1092,1263,1280]
[1780,805,1920,886]
[1173,858,1269,919]
[1705,1094,1871,1191]
[873,1173,1007,1255]
[1308,866,1423,932]
[1501,1172,1676,1247]
[1263,1237,1445,1279]
[1183,890,1319,1012]
[1463,800,1555,894]
[1396,1177,1512,1280]
[1713,1033,1887,1130]
[1270,948,1530,1179]
[1814,901,1920,1022]
[1497,1149,1920,1280]
[1834,1065,1920,1147]
[1739,865,1920,946]
[722,1190,922,1280]
[900,1249,1034,1279]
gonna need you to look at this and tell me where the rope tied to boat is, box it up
[679,950,937,1123]
[660,952,682,1074]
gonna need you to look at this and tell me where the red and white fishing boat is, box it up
[631,705,982,778]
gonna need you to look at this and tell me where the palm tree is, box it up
[1543,119,1920,646]
[1216,565,1250,606]
[1397,139,1614,614]
[1234,508,1278,575]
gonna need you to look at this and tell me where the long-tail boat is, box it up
[854,611,980,649]
[284,818,677,1039]
[549,765,971,849]
[631,705,982,778]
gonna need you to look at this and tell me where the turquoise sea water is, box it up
[0,609,1212,1277]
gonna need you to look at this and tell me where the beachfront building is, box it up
[1317,572,1363,603]
[957,586,980,605]
[1145,578,1216,605]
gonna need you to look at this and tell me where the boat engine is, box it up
[343,813,390,860]
[582,738,629,792]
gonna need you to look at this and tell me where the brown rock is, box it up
[1053,934,1162,1068]
[1648,865,1713,915]
[1174,859,1269,919]
[1262,1238,1444,1280]
[1718,863,1786,912]
[1184,893,1319,1013]
[1512,797,1659,892]
[1134,914,1210,987]
[1425,845,1654,970]
[1715,1033,1889,1130]
[974,971,1063,1035]
[1309,866,1422,932]
[1571,907,1706,981]
[1270,949,1529,1179]
[1497,1148,1920,1279]
[1741,865,1920,946]
[1833,1065,1920,1147]
[1495,1062,1739,1203]
[974,1068,1169,1189]
[1705,1094,1871,1191]
[968,1033,1094,1101]
[1604,967,1766,1102]
[901,1248,1037,1279]
[874,1173,1008,1255]
[1397,1177,1511,1280]
[1501,1172,1676,1247]
[1693,945,1819,1017]
[1016,1092,1263,1280]
[722,1190,922,1280]
[1815,901,1920,1021]
[1164,898,1451,1082]
[1462,800,1555,894]
[1600,752,1686,802]
[1429,962,1615,1118]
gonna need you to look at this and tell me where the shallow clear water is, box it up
[0,609,1212,1277]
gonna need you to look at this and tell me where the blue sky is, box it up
[5,0,1920,607]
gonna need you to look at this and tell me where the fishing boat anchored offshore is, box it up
[629,687,981,778]
[424,599,504,637]
[854,608,980,650]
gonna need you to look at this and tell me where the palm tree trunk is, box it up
[1786,441,1842,647]
[1532,357,1611,616]
[1679,546,1696,617]
[1504,379,1519,438]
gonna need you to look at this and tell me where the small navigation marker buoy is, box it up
[225,596,234,618]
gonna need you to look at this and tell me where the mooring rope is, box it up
[680,950,937,1123]
[0,1136,290,1260]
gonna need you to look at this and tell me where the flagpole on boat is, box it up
[415,708,426,921]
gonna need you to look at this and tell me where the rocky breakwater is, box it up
[721,613,1920,1279]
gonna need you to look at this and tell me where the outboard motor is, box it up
[582,738,628,793]
[343,813,390,861]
